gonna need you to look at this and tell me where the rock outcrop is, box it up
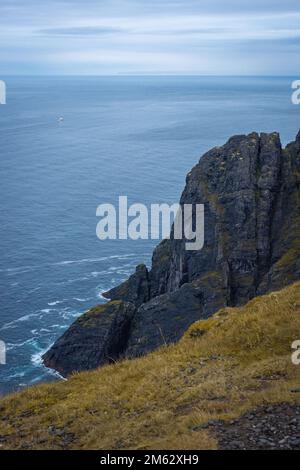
[102,264,150,307]
[43,301,135,376]
[43,130,300,376]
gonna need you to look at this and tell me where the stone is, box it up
[43,301,136,377]
[44,130,300,376]
[125,282,208,358]
[102,264,150,307]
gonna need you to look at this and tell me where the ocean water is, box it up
[0,76,299,395]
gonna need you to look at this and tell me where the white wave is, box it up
[48,323,68,330]
[54,276,90,286]
[6,338,35,351]
[7,370,26,379]
[97,291,108,301]
[31,346,66,381]
[48,299,66,306]
[4,266,35,274]
[0,252,148,275]
[7,268,35,276]
[0,311,42,331]
[62,311,82,320]
[90,271,101,277]
[52,253,138,267]
[0,306,60,331]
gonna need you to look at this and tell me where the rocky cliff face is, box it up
[43,130,300,376]
[43,301,135,376]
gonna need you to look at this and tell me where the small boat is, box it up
[58,116,64,122]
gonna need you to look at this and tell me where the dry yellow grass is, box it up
[1,281,300,450]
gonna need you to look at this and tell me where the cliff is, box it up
[2,282,300,450]
[43,130,300,376]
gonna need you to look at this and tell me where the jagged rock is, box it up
[115,131,300,305]
[257,131,300,293]
[44,130,300,376]
[126,283,205,358]
[42,301,136,377]
[102,264,150,307]
[126,274,227,358]
[147,131,284,304]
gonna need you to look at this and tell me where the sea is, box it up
[0,76,299,395]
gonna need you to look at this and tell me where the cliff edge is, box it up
[43,130,300,376]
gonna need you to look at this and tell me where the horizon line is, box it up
[1,74,298,78]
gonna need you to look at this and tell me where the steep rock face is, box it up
[257,131,300,293]
[44,130,300,376]
[148,132,283,304]
[103,264,150,307]
[42,301,135,377]
[125,276,226,358]
[142,131,299,304]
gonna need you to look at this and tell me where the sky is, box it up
[0,0,300,75]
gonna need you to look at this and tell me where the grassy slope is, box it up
[1,282,300,450]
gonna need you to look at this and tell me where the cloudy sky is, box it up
[1,0,300,75]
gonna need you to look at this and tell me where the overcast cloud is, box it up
[0,0,299,74]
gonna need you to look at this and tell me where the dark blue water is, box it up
[0,76,299,395]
